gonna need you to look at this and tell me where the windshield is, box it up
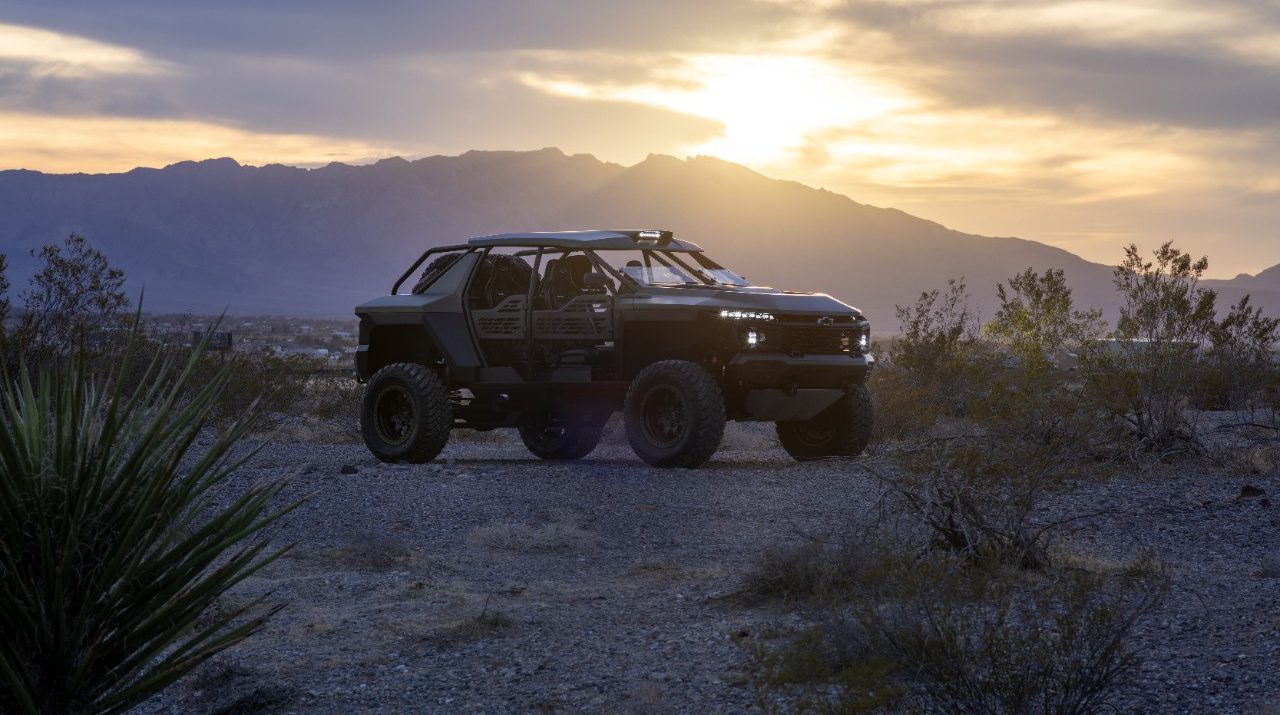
[592,249,751,287]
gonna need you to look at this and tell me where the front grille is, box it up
[780,326,849,355]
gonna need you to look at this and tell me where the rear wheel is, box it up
[519,413,607,460]
[776,383,873,461]
[624,360,726,468]
[361,363,451,463]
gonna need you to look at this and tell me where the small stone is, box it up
[339,464,359,475]
[1239,485,1266,499]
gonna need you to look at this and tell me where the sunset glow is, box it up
[524,52,916,165]
[0,1,1277,276]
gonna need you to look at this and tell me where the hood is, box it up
[629,284,865,320]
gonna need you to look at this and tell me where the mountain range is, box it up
[1,147,1276,331]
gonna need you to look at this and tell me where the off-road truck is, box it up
[355,230,874,468]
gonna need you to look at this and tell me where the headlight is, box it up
[860,332,869,350]
[745,327,766,348]
[720,310,775,321]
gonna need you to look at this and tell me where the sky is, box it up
[0,0,1277,277]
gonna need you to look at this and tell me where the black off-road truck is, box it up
[355,230,874,468]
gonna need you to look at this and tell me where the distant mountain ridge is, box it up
[0,148,1276,329]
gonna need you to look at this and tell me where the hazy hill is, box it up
[1,148,1276,329]
[1207,262,1280,293]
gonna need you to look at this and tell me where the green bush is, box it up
[1196,294,1280,414]
[986,267,1105,373]
[0,325,294,714]
[1081,242,1217,448]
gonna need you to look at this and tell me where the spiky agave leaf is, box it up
[0,315,297,714]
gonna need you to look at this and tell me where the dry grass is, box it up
[314,534,416,571]
[468,510,596,553]
[749,542,1168,715]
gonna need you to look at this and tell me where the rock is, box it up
[1239,485,1266,499]
[339,464,359,475]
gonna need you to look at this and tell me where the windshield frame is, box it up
[588,248,751,288]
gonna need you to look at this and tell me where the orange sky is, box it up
[1,1,1278,276]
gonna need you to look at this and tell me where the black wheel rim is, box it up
[639,385,688,449]
[791,410,836,448]
[373,385,416,446]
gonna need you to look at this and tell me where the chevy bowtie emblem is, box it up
[816,316,835,326]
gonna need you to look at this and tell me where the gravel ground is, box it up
[136,421,1280,714]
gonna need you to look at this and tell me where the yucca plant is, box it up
[0,320,295,714]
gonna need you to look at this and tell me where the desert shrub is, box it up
[1081,242,1217,449]
[754,548,1166,715]
[877,428,1094,570]
[1195,294,1280,415]
[0,325,293,714]
[302,373,363,420]
[986,267,1105,373]
[890,278,988,402]
[864,364,943,450]
[180,349,319,424]
[0,253,9,350]
[870,367,1103,569]
[743,537,899,604]
[11,234,129,365]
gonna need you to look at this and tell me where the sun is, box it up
[523,52,917,166]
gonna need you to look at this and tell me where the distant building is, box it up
[193,331,233,351]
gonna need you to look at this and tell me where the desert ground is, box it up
[137,421,1280,714]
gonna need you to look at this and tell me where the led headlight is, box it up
[720,310,775,321]
[745,327,766,348]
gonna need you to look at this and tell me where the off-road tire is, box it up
[624,360,726,468]
[776,383,873,461]
[361,363,451,463]
[518,413,607,460]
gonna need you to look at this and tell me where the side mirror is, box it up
[583,272,612,291]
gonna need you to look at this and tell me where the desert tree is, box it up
[1198,294,1280,413]
[1085,242,1217,447]
[892,278,980,377]
[986,267,1104,372]
[0,253,10,350]
[15,234,128,363]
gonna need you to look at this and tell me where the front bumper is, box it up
[727,351,874,389]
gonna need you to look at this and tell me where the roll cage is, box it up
[392,238,745,296]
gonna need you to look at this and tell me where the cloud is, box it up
[0,112,395,173]
[0,21,172,77]
[0,1,1278,275]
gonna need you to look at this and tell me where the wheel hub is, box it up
[640,385,687,448]
[373,385,415,446]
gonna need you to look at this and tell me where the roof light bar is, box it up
[632,229,672,246]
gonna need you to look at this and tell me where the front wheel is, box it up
[360,363,451,463]
[519,413,607,460]
[624,360,726,468]
[776,384,873,461]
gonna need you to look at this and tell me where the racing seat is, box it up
[540,254,596,309]
[482,254,531,307]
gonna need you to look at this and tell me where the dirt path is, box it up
[138,423,1280,714]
